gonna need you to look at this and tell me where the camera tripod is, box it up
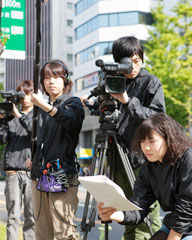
[80,121,154,240]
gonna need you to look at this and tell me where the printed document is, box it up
[78,175,141,211]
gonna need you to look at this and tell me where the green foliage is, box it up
[0,221,23,240]
[145,0,192,132]
[0,222,6,240]
[1,35,8,46]
[98,224,112,240]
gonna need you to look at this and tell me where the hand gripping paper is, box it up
[79,175,141,211]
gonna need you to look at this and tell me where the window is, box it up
[67,2,73,9]
[139,12,152,25]
[75,42,113,66]
[75,0,98,15]
[99,15,108,27]
[75,11,151,40]
[119,12,138,25]
[67,54,73,61]
[67,36,73,44]
[109,13,118,26]
[67,19,73,27]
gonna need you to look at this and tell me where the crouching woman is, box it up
[98,113,192,240]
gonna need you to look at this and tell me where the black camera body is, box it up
[0,90,25,114]
[86,58,132,128]
[94,57,133,95]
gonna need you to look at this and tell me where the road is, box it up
[0,180,124,239]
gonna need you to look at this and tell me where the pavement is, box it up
[0,180,165,239]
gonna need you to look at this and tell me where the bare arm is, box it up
[167,229,182,240]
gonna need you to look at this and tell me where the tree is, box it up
[144,0,192,134]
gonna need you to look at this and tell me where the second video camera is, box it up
[0,90,25,113]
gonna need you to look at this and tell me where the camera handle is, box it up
[80,127,153,240]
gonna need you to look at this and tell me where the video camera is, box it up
[0,90,25,114]
[90,57,132,97]
[85,58,132,127]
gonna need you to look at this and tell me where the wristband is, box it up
[47,105,54,114]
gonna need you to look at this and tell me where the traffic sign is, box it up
[1,0,25,59]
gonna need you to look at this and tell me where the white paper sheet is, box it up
[78,175,141,211]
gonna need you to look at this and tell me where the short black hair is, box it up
[132,113,192,164]
[112,36,144,63]
[40,60,73,95]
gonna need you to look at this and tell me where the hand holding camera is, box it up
[110,91,129,104]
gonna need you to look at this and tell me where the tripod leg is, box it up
[81,134,109,240]
[81,142,99,235]
[112,134,135,188]
[105,222,109,240]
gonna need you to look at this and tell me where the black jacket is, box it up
[121,148,192,236]
[117,69,165,168]
[31,94,85,179]
[0,111,33,171]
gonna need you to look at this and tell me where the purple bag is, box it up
[36,174,67,193]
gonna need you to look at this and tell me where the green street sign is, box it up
[1,0,26,60]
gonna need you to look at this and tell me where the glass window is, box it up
[75,41,113,66]
[75,53,80,66]
[67,19,73,27]
[139,12,146,24]
[99,14,108,27]
[92,16,99,31]
[67,54,73,61]
[109,13,118,26]
[78,52,84,64]
[75,0,83,15]
[75,11,151,40]
[119,12,138,25]
[139,12,152,25]
[87,21,92,34]
[146,13,153,25]
[88,45,96,60]
[75,0,98,15]
[75,78,84,91]
[67,36,73,44]
[76,24,85,39]
[67,2,73,9]
[99,42,110,55]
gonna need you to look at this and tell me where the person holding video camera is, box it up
[26,60,84,240]
[81,36,165,239]
[111,36,165,240]
[98,113,192,240]
[0,80,35,240]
